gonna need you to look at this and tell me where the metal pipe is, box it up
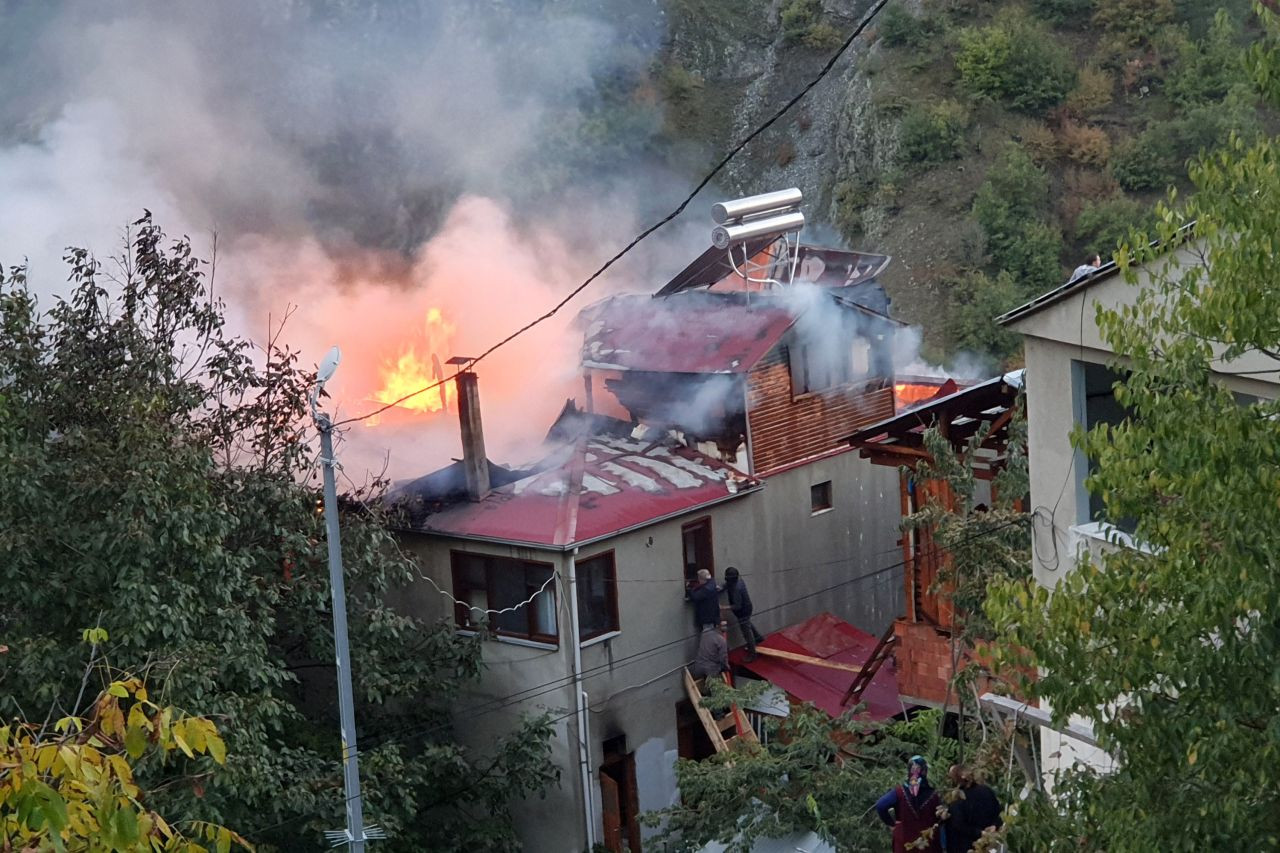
[711,187,803,224]
[565,549,596,849]
[712,211,805,250]
[318,415,368,852]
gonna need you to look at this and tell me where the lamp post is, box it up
[311,347,377,850]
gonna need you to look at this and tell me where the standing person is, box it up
[875,756,943,853]
[723,567,765,662]
[689,620,730,684]
[686,568,722,630]
[943,764,1003,853]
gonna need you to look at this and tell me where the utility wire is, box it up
[243,515,1024,842]
[332,0,893,429]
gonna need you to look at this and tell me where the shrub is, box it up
[803,21,844,50]
[898,100,970,166]
[1059,121,1112,166]
[1165,10,1246,106]
[659,63,704,103]
[956,11,1076,113]
[1112,90,1261,190]
[1074,196,1155,256]
[974,147,1063,291]
[880,5,932,48]
[941,270,1026,363]
[1065,66,1115,117]
[1092,0,1175,48]
[1029,0,1095,26]
[781,0,822,44]
[1019,121,1060,163]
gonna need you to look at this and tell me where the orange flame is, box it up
[894,382,944,411]
[371,307,455,417]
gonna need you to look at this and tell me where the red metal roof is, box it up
[580,292,797,374]
[415,435,758,548]
[730,612,901,721]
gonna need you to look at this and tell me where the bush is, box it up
[880,5,932,48]
[1019,121,1060,163]
[1029,0,1095,26]
[974,147,1063,291]
[1112,90,1261,190]
[1165,10,1246,107]
[898,100,969,166]
[659,63,704,103]
[1059,121,1112,166]
[956,11,1076,113]
[1066,66,1115,117]
[1093,0,1175,48]
[1074,196,1155,256]
[781,0,822,45]
[941,270,1026,363]
[803,21,844,50]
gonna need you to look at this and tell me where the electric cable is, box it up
[331,0,894,430]
[243,515,1024,842]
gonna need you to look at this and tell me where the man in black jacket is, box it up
[943,764,1003,853]
[724,567,765,662]
[686,569,722,630]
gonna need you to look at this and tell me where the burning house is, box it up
[391,191,933,851]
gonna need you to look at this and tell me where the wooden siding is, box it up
[746,344,896,475]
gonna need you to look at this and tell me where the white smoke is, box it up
[0,0,713,479]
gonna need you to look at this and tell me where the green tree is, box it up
[940,270,1026,363]
[986,7,1280,847]
[0,219,556,852]
[973,147,1064,293]
[955,10,1076,113]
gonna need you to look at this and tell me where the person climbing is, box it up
[875,755,943,853]
[1069,253,1103,282]
[685,568,722,630]
[689,620,730,685]
[943,764,1003,853]
[723,567,765,662]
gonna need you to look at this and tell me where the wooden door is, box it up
[601,772,622,852]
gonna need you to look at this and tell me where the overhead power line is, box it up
[333,0,893,429]
[245,515,1026,842]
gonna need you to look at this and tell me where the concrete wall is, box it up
[1011,255,1280,783]
[395,445,903,850]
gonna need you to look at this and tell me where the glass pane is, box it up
[490,560,528,635]
[577,555,615,638]
[529,565,557,638]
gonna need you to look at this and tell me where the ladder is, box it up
[840,623,898,708]
[683,668,760,753]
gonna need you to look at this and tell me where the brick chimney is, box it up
[452,365,490,501]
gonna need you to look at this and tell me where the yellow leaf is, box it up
[1188,745,1198,765]
[173,729,194,759]
[206,734,227,765]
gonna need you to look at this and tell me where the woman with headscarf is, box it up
[875,755,943,853]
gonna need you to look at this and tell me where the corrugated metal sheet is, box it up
[730,612,901,721]
[747,345,897,475]
[580,292,796,374]
[414,435,758,548]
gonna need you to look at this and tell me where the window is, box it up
[450,551,558,643]
[681,518,714,583]
[1076,362,1136,533]
[576,551,619,641]
[788,339,855,396]
[810,480,833,513]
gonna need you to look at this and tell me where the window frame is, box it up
[680,517,715,583]
[575,549,620,642]
[449,550,559,645]
[810,480,833,514]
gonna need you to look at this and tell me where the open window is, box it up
[576,551,619,641]
[681,517,714,583]
[450,551,558,644]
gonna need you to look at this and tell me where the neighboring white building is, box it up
[997,246,1280,781]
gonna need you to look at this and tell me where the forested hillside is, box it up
[654,0,1265,365]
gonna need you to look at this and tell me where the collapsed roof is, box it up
[393,408,759,549]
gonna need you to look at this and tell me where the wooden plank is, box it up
[753,647,864,673]
[683,668,730,753]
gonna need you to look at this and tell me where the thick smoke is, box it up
[0,0,711,479]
